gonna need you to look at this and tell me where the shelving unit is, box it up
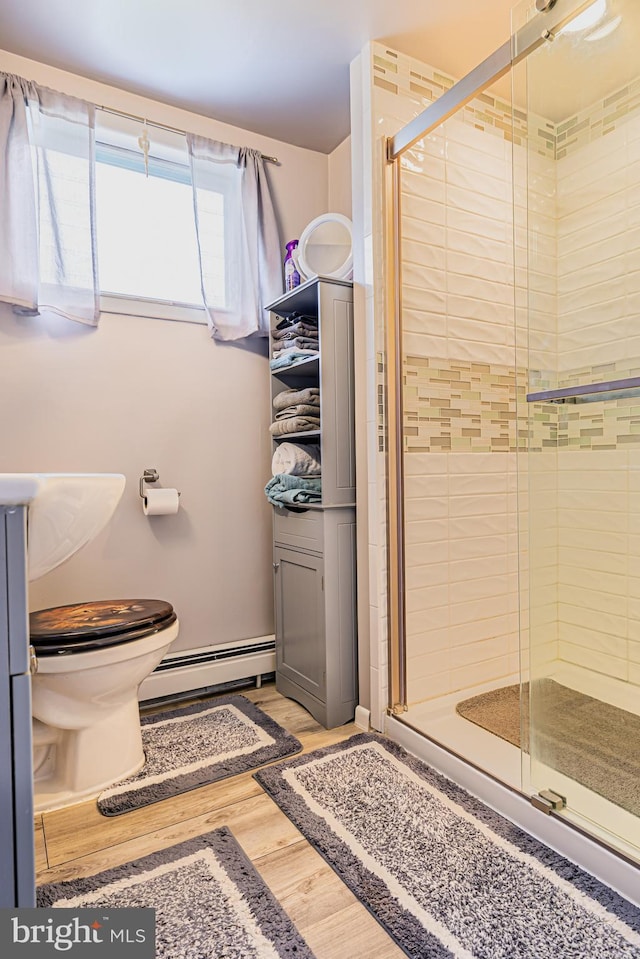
[266,276,357,728]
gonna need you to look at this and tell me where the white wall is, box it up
[0,50,331,655]
[350,45,385,724]
[328,135,352,218]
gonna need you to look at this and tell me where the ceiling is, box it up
[0,0,517,153]
[1,1,635,153]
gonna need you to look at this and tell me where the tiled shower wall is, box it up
[372,43,555,705]
[551,104,640,688]
[399,114,534,705]
[373,42,640,707]
[556,110,640,383]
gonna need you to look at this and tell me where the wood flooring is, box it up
[35,683,404,959]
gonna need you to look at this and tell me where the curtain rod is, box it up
[96,105,279,164]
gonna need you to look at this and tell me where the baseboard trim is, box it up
[354,705,370,730]
[138,635,276,702]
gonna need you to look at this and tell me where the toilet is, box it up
[30,599,179,812]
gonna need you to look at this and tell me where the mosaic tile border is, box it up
[372,44,541,155]
[377,356,640,454]
[530,360,640,393]
[556,75,640,159]
[555,398,640,450]
[377,353,386,453]
[534,359,640,450]
[402,355,528,453]
[373,42,640,161]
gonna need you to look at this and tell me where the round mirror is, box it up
[296,213,353,281]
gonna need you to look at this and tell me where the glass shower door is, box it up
[520,0,640,860]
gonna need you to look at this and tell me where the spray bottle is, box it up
[284,240,301,291]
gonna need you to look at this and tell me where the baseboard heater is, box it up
[138,635,276,702]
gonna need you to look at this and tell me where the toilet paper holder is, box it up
[140,470,160,499]
[139,469,181,515]
[139,468,163,498]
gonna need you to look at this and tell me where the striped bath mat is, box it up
[256,733,640,958]
[37,827,316,958]
[98,695,301,816]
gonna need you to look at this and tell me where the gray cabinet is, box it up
[273,547,325,701]
[0,507,35,907]
[266,277,357,728]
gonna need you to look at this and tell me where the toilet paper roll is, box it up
[143,488,180,516]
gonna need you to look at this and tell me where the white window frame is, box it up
[99,292,207,325]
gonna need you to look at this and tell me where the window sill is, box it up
[100,293,207,325]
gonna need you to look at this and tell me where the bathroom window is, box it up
[95,112,223,323]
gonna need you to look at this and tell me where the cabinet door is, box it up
[273,546,326,701]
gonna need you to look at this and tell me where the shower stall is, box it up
[381,0,640,871]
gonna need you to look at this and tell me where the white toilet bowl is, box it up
[30,599,179,812]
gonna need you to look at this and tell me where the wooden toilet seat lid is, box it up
[30,599,176,648]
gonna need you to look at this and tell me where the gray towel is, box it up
[273,387,320,411]
[273,337,319,355]
[274,404,321,420]
[272,322,319,340]
[269,416,321,436]
[275,313,318,332]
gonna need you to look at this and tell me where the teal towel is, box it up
[269,350,318,371]
[265,473,322,508]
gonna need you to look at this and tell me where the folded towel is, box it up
[273,338,319,355]
[275,313,318,332]
[272,322,319,340]
[274,333,319,349]
[273,387,320,411]
[269,350,318,370]
[265,473,322,508]
[269,415,321,436]
[274,404,321,420]
[272,442,321,477]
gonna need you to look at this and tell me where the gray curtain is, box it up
[187,134,282,340]
[0,72,99,326]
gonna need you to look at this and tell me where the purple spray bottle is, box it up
[284,240,301,292]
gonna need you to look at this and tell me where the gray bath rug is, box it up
[456,682,525,749]
[37,826,315,958]
[97,695,301,816]
[456,679,640,818]
[255,734,640,959]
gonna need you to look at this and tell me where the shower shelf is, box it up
[527,376,640,404]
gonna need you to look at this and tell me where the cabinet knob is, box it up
[273,562,280,571]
